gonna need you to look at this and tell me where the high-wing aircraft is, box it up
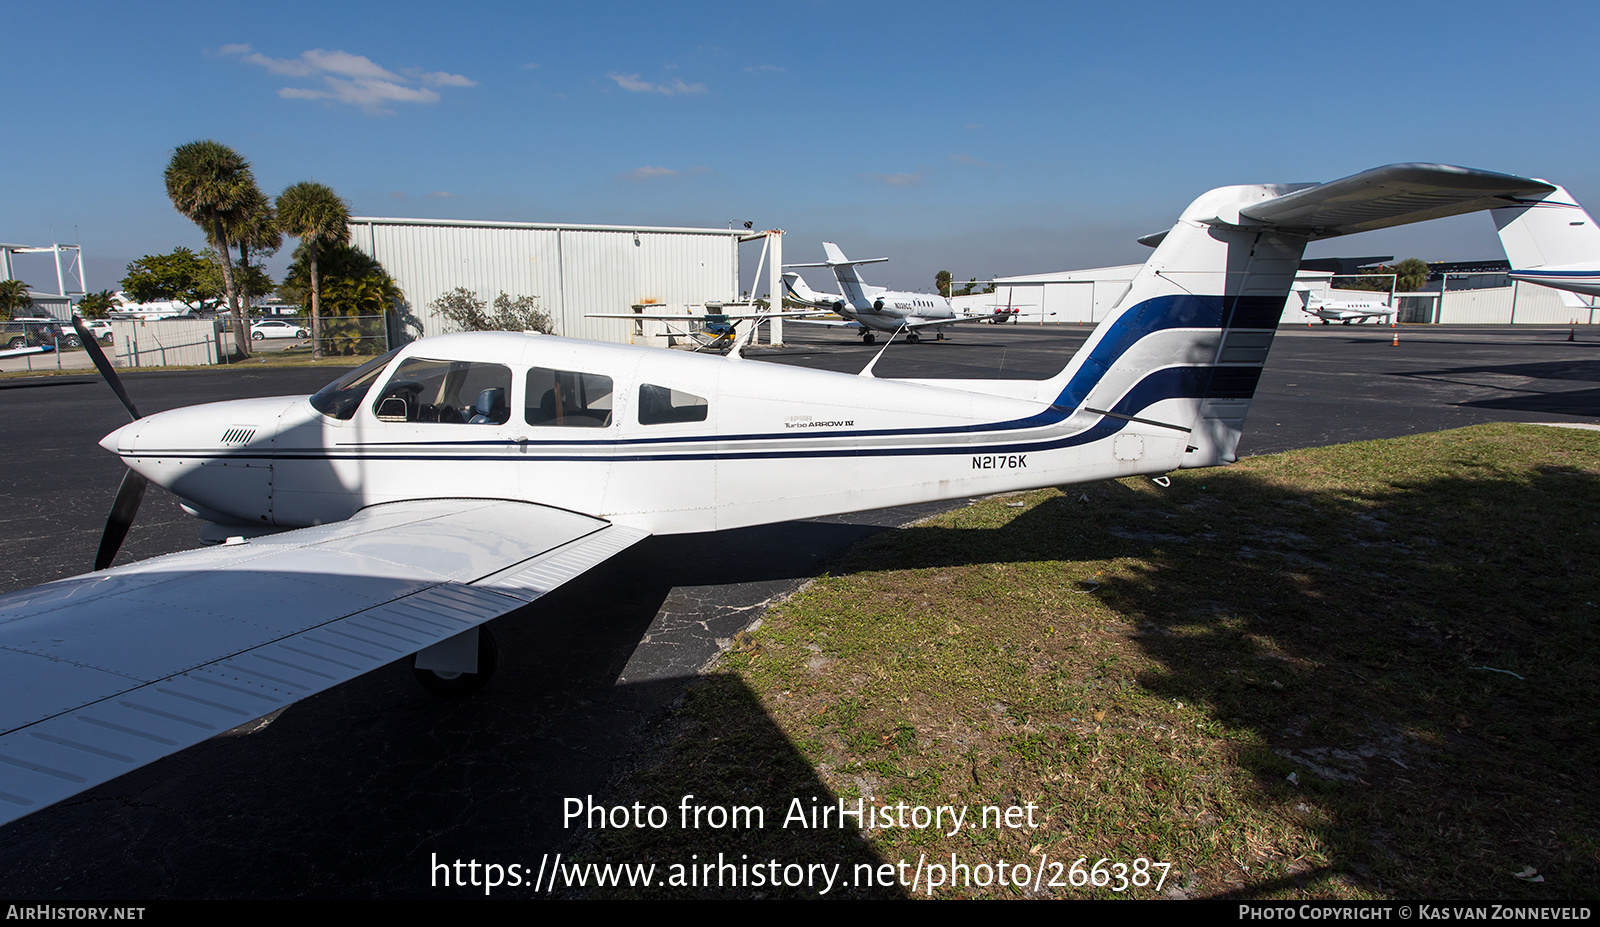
[959,289,1028,324]
[784,243,980,343]
[1491,183,1600,302]
[0,163,1555,828]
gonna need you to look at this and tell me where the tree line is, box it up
[117,139,389,359]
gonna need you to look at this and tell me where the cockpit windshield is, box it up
[309,349,401,420]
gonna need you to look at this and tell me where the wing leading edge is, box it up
[0,498,647,826]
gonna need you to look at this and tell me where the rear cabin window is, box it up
[638,383,709,425]
[371,358,512,425]
[525,368,613,427]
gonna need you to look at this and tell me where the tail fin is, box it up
[1492,184,1600,297]
[820,242,878,305]
[782,271,832,307]
[1038,164,1553,468]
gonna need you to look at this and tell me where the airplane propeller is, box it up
[73,318,149,570]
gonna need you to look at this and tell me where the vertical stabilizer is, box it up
[1492,185,1600,297]
[1032,164,1554,472]
[822,241,870,305]
[1037,183,1311,469]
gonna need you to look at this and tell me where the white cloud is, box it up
[950,153,995,168]
[301,49,401,81]
[625,166,679,180]
[410,69,479,88]
[863,172,924,186]
[222,44,474,114]
[607,71,706,95]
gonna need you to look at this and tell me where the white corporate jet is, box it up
[0,163,1555,827]
[784,243,977,343]
[1491,183,1600,302]
[1295,287,1397,325]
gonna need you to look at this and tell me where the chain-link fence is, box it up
[311,313,391,356]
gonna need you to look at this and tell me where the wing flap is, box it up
[0,500,648,826]
[1240,163,1556,239]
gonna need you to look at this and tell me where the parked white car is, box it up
[250,319,309,340]
[77,319,115,345]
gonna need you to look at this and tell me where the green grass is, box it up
[561,424,1600,899]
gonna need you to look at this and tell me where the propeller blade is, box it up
[95,470,148,571]
[73,318,140,420]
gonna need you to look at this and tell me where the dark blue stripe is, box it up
[1054,295,1227,410]
[141,359,1234,468]
[1051,294,1281,409]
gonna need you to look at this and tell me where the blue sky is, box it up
[5,0,1598,296]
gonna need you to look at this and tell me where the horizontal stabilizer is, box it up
[785,258,890,268]
[786,241,889,268]
[1238,163,1555,240]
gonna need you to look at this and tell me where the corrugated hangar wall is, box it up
[348,218,743,344]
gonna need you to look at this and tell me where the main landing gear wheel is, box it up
[412,627,500,697]
[906,332,921,343]
[936,332,946,341]
[862,333,876,344]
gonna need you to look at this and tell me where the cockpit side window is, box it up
[310,349,401,420]
[372,357,512,425]
[637,384,709,425]
[525,368,613,427]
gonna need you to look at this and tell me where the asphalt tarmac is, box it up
[0,323,1594,898]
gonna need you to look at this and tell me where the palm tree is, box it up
[0,279,32,320]
[226,185,282,315]
[164,140,256,355]
[276,181,351,359]
[77,290,120,319]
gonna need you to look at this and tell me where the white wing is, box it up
[0,498,646,826]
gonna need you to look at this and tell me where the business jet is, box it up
[784,243,980,343]
[0,163,1555,828]
[1491,183,1600,302]
[1296,287,1397,325]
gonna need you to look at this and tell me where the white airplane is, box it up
[0,163,1554,828]
[0,343,55,359]
[1491,183,1600,302]
[585,302,818,351]
[1295,286,1397,325]
[960,289,1028,324]
[784,243,979,343]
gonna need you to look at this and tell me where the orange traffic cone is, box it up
[1391,331,1399,347]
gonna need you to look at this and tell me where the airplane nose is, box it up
[99,420,136,455]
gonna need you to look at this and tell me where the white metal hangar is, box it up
[347,217,748,344]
